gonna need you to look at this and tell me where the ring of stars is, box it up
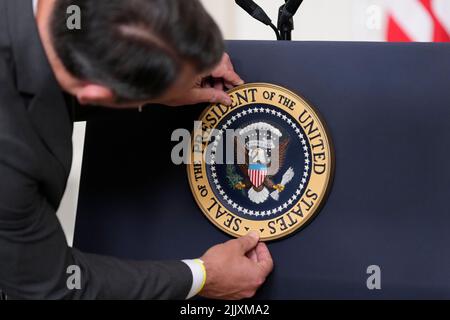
[208,106,311,218]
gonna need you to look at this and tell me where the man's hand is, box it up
[199,232,274,300]
[166,53,244,107]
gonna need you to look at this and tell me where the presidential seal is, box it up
[188,83,334,241]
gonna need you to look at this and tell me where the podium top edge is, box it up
[225,39,450,48]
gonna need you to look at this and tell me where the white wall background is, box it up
[58,0,389,246]
[201,0,388,41]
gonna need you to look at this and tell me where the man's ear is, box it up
[76,84,115,106]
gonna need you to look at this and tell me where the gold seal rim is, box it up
[187,83,335,241]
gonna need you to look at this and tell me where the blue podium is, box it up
[74,41,450,299]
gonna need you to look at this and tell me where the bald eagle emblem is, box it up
[230,122,295,204]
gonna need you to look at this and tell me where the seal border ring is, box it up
[187,83,335,241]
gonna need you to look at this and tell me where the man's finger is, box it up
[189,88,232,105]
[231,231,260,254]
[212,69,244,87]
[246,249,258,263]
[224,80,238,90]
[255,243,274,275]
[214,78,225,91]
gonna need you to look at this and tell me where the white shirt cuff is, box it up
[182,259,206,299]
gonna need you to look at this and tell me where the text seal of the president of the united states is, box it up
[188,83,334,241]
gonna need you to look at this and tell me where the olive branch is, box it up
[226,165,246,196]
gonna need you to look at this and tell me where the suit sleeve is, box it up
[0,65,192,301]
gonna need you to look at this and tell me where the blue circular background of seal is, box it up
[206,103,312,221]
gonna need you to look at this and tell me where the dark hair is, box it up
[50,0,224,101]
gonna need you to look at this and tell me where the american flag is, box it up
[387,0,450,42]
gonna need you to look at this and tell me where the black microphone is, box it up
[235,0,271,25]
[235,0,280,39]
[278,0,304,40]
[236,0,272,26]
[284,0,304,17]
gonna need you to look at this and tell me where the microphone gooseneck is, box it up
[235,0,281,40]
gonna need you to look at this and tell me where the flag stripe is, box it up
[387,15,413,42]
[433,0,450,37]
[387,0,449,42]
[248,169,267,188]
[420,0,450,41]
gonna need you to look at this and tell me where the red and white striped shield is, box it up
[248,164,268,188]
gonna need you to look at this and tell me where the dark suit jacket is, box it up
[0,0,192,299]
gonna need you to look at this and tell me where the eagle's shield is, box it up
[248,164,268,188]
